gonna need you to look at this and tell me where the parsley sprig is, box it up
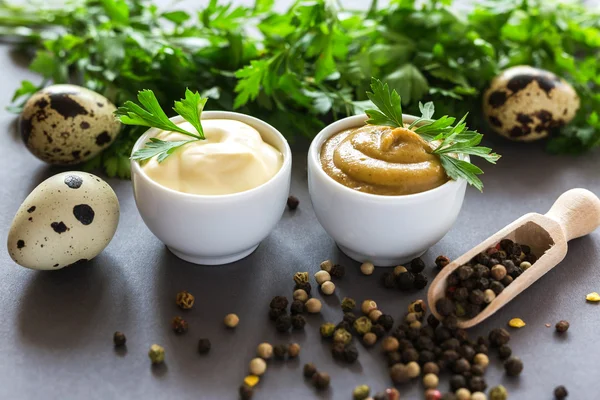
[116,89,208,163]
[366,78,500,191]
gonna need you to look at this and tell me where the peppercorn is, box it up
[436,298,455,317]
[490,281,504,295]
[341,297,356,312]
[293,289,308,303]
[333,328,352,345]
[414,273,428,289]
[463,278,477,291]
[555,320,570,333]
[239,384,253,400]
[469,376,487,392]
[269,307,286,321]
[288,343,301,357]
[354,316,372,335]
[489,385,508,400]
[410,258,426,273]
[455,388,471,400]
[405,312,418,324]
[148,344,165,364]
[390,363,410,384]
[270,295,288,310]
[427,314,440,328]
[520,261,532,270]
[402,348,419,363]
[320,281,335,295]
[363,332,377,347]
[442,349,460,364]
[275,315,292,332]
[361,300,378,315]
[294,272,309,285]
[353,385,371,400]
[360,262,375,276]
[273,344,287,359]
[396,272,415,290]
[113,331,126,346]
[423,362,440,376]
[224,313,240,328]
[312,372,330,389]
[328,342,343,360]
[455,303,466,317]
[377,314,394,331]
[344,312,358,324]
[410,320,422,330]
[291,315,306,330]
[198,338,211,354]
[425,389,443,400]
[442,338,460,351]
[475,277,490,290]
[497,344,511,359]
[320,259,333,272]
[447,273,460,286]
[470,365,485,377]
[554,385,568,399]
[294,282,312,295]
[501,275,513,286]
[336,320,352,332]
[473,264,489,279]
[249,358,267,376]
[454,329,469,343]
[450,374,467,391]
[172,316,189,334]
[475,343,488,355]
[489,328,510,347]
[453,287,469,302]
[287,195,299,210]
[290,300,304,315]
[423,373,439,389]
[371,324,386,338]
[453,358,470,374]
[473,353,489,368]
[369,309,383,322]
[330,264,345,278]
[382,337,400,353]
[303,363,317,378]
[386,351,402,366]
[318,323,334,338]
[471,392,486,400]
[406,361,420,378]
[344,344,359,363]
[314,270,331,285]
[393,265,408,276]
[457,265,474,281]
[381,272,397,288]
[435,255,450,270]
[468,289,484,305]
[504,356,523,376]
[305,298,322,313]
[176,290,195,310]
[444,315,459,330]
[483,289,496,304]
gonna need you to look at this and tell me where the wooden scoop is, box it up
[428,188,600,329]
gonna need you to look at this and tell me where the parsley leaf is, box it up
[173,89,207,139]
[365,78,403,128]
[131,138,197,163]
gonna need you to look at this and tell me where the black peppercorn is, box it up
[459,345,476,361]
[287,195,299,210]
[377,314,394,331]
[447,273,460,286]
[499,238,514,251]
[453,287,468,302]
[396,272,415,290]
[419,350,436,364]
[392,327,406,341]
[475,277,490,290]
[370,324,385,338]
[294,282,312,294]
[442,394,457,400]
[269,307,286,321]
[471,364,485,376]
[386,351,402,366]
[275,315,292,332]
[465,303,481,319]
[421,325,435,339]
[397,338,414,352]
[463,278,477,291]
[489,328,511,347]
[450,374,467,391]
[454,329,469,343]
[197,338,211,354]
[501,275,513,286]
[401,348,419,363]
[504,356,523,376]
[435,298,455,317]
[525,253,537,263]
[453,358,471,374]
[510,266,523,279]
[332,342,345,360]
[290,300,304,315]
[303,363,317,378]
[413,273,428,289]
[274,344,287,359]
[336,320,352,332]
[457,265,474,280]
[381,272,397,289]
[330,264,345,278]
[475,344,488,355]
[443,315,459,330]
[416,336,435,351]
[113,331,126,346]
[468,289,485,305]
[469,376,487,392]
[435,255,450,270]
[292,315,306,330]
[410,258,426,273]
[490,280,505,295]
[427,314,440,329]
[343,344,359,363]
[239,384,254,400]
[270,296,289,310]
[498,344,512,359]
[442,349,460,364]
[343,312,358,324]
[555,320,570,333]
[442,338,460,351]
[312,371,330,389]
[475,252,491,266]
[554,385,568,399]
[435,326,452,342]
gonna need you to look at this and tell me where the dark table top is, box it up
[1,1,600,399]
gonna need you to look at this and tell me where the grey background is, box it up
[1,0,600,399]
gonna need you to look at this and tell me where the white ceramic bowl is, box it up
[308,114,467,266]
[131,112,292,265]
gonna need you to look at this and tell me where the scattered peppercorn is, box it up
[554,385,568,399]
[377,314,394,331]
[396,272,415,290]
[450,375,467,391]
[469,376,487,392]
[410,258,426,273]
[321,281,336,295]
[305,298,322,313]
[288,300,303,315]
[320,260,333,272]
[473,353,489,369]
[497,344,512,360]
[333,328,353,345]
[249,358,267,376]
[224,313,240,328]
[368,309,383,322]
[273,344,287,359]
[293,289,308,303]
[423,362,440,376]
[320,322,336,338]
[287,195,299,210]
[425,389,443,400]
[363,332,377,347]
[257,343,273,359]
[341,297,356,312]
[390,363,410,384]
[382,272,397,288]
[171,316,189,334]
[293,272,309,285]
[270,295,288,310]
[312,372,331,389]
[239,384,253,400]
[332,342,345,360]
[113,331,126,346]
[303,363,317,378]
[315,270,331,285]
[353,384,370,400]
[504,356,523,376]
[406,361,421,378]
[275,315,292,332]
[489,328,510,347]
[288,343,301,358]
[413,273,428,289]
[455,388,471,400]
[371,324,386,338]
[423,373,439,389]
[148,344,165,364]
[435,255,450,269]
[360,262,375,276]
[294,282,312,295]
[471,392,486,400]
[292,315,306,330]
[489,385,508,400]
[176,290,195,310]
[269,307,286,321]
[555,320,570,333]
[330,263,345,278]
[361,300,378,315]
[198,338,211,354]
[344,344,359,363]
[354,316,373,335]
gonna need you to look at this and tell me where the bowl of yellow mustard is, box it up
[308,114,467,266]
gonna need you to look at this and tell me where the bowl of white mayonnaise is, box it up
[131,112,292,265]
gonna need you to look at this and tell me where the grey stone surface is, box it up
[1,1,600,399]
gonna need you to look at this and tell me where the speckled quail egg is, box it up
[483,66,580,141]
[20,84,121,165]
[7,172,119,270]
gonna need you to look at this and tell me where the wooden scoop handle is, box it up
[545,188,600,241]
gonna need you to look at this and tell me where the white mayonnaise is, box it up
[142,119,283,195]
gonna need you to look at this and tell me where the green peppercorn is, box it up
[330,264,345,278]
[113,331,126,346]
[303,363,317,378]
[293,272,309,285]
[333,328,352,345]
[239,384,253,400]
[520,261,532,270]
[354,316,373,335]
[176,290,195,310]
[455,303,466,317]
[341,297,356,312]
[320,322,336,338]
[489,385,508,400]
[555,320,570,333]
[554,385,568,399]
[275,315,291,332]
[273,344,287,359]
[504,356,523,376]
[198,338,211,354]
[312,372,330,389]
[148,344,165,364]
[172,316,189,334]
[435,255,450,269]
[353,385,370,400]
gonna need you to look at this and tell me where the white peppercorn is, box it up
[393,265,408,276]
[293,289,309,303]
[315,270,331,285]
[249,358,267,376]
[361,300,378,315]
[368,309,383,322]
[305,298,322,313]
[456,388,471,400]
[360,262,375,275]
[483,289,496,304]
[321,281,335,295]
[224,313,239,328]
[406,361,420,378]
[257,343,273,360]
[423,373,439,389]
[520,261,532,270]
[473,353,489,369]
[472,392,487,400]
[320,259,333,272]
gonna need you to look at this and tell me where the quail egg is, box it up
[483,66,580,141]
[7,172,119,270]
[20,84,121,164]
